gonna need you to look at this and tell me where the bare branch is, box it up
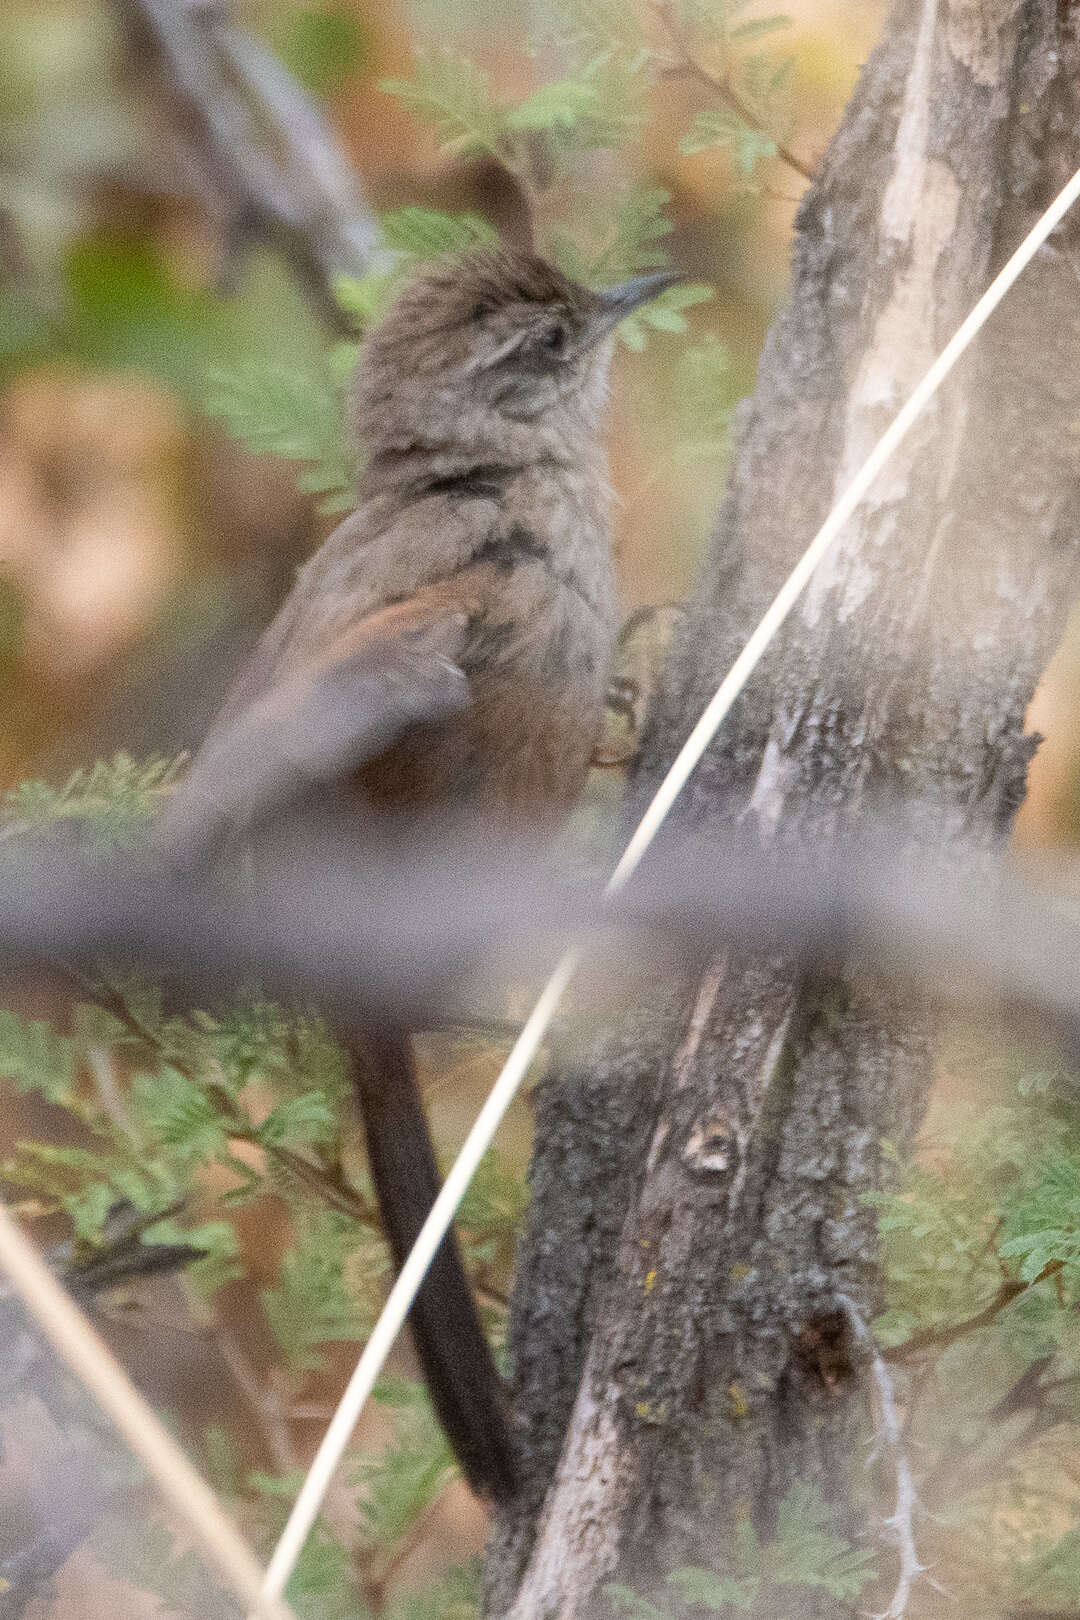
[112,0,382,330]
[838,1295,923,1620]
[881,1261,1065,1364]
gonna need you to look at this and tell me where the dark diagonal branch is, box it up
[882,1262,1065,1364]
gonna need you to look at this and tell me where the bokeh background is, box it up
[0,0,889,786]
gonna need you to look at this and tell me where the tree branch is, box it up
[111,0,382,331]
[881,1262,1065,1363]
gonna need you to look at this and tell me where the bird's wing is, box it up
[152,591,474,870]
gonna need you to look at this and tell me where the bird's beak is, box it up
[586,271,683,346]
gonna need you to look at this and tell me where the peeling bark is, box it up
[486,2,1080,1616]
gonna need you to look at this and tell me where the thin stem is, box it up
[655,0,814,183]
[881,1260,1064,1363]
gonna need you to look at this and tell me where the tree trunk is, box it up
[485,1,1080,1615]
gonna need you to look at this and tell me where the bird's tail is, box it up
[348,1027,518,1500]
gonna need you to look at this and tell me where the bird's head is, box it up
[352,247,678,459]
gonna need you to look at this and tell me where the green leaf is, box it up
[603,1584,666,1620]
[333,267,398,327]
[261,1208,382,1369]
[507,75,601,131]
[130,1065,228,1164]
[669,333,734,463]
[2,753,185,850]
[381,207,499,259]
[353,1380,457,1549]
[381,50,503,157]
[386,1562,480,1620]
[0,1009,77,1103]
[204,356,358,516]
[642,282,714,330]
[93,1513,233,1617]
[269,5,370,98]
[141,1215,241,1296]
[680,109,777,178]
[729,14,793,41]
[528,0,647,61]
[667,1565,758,1609]
[510,52,647,153]
[258,1092,338,1149]
[767,1479,878,1599]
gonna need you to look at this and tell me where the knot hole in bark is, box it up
[792,1309,858,1392]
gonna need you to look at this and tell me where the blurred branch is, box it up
[0,1200,296,1620]
[112,0,382,331]
[4,824,1080,1045]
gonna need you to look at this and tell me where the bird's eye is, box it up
[540,322,567,356]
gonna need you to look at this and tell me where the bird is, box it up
[153,246,678,1499]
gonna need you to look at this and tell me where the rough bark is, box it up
[486,2,1080,1616]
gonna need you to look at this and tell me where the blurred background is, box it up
[10,4,1080,1618]
[0,0,889,787]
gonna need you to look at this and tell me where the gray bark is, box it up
[486,1,1080,1616]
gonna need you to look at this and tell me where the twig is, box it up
[654,0,814,183]
[838,1294,923,1620]
[882,1261,1064,1362]
[208,1313,298,1476]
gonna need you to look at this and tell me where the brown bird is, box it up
[154,247,677,1498]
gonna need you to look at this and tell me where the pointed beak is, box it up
[587,271,682,345]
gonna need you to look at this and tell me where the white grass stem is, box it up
[260,162,1080,1607]
[0,1203,296,1620]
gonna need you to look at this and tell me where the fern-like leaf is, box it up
[381,207,499,259]
[204,353,357,515]
[381,50,503,158]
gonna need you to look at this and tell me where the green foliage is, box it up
[680,110,777,179]
[604,1480,876,1616]
[284,1523,371,1620]
[381,207,500,260]
[765,1481,878,1598]
[381,49,504,159]
[2,752,184,851]
[1000,1138,1080,1294]
[529,0,648,60]
[269,3,370,99]
[200,0,804,499]
[249,1471,371,1620]
[352,1380,456,1548]
[0,740,513,1618]
[0,1008,77,1104]
[204,348,359,514]
[92,1513,237,1619]
[456,1143,528,1274]
[261,1208,384,1370]
[866,1104,1036,1346]
[1011,1526,1080,1612]
[384,1561,480,1620]
[668,335,735,465]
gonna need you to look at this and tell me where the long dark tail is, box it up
[348,1027,518,1500]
